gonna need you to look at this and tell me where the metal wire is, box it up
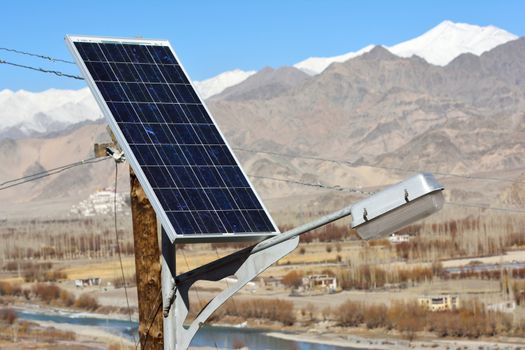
[235,147,525,185]
[112,161,137,346]
[249,173,525,214]
[181,249,205,308]
[248,174,375,196]
[0,46,76,64]
[213,246,240,320]
[0,156,110,191]
[0,58,83,80]
[139,289,163,350]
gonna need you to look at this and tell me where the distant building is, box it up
[418,295,460,311]
[75,277,102,288]
[259,276,283,289]
[70,188,129,217]
[486,301,516,313]
[289,274,338,297]
[301,274,338,293]
[388,233,411,244]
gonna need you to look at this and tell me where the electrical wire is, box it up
[0,58,83,80]
[181,249,204,309]
[0,156,110,191]
[0,46,76,64]
[112,161,137,346]
[248,174,375,196]
[1,156,102,186]
[181,246,222,349]
[213,246,240,320]
[248,173,525,214]
[234,147,525,185]
[139,289,163,350]
[444,201,525,214]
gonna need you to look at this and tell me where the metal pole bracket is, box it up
[172,236,299,349]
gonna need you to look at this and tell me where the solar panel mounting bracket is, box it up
[165,236,299,349]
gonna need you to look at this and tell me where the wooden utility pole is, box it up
[95,140,163,349]
[130,168,163,349]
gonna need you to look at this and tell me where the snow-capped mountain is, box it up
[0,21,519,137]
[388,20,518,66]
[294,21,518,75]
[0,88,100,136]
[294,45,376,75]
[194,69,256,99]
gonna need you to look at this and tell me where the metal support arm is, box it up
[173,236,299,349]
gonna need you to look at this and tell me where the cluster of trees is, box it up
[282,265,440,291]
[393,212,525,262]
[0,308,16,325]
[188,295,523,340]
[325,300,519,339]
[282,263,525,300]
[191,298,295,326]
[282,270,304,288]
[0,281,99,311]
[220,298,295,325]
[0,306,76,343]
[0,217,134,261]
[445,267,525,280]
[512,280,525,306]
[336,265,436,290]
[297,223,352,243]
[2,261,67,282]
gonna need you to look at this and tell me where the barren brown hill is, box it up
[211,66,310,101]
[208,39,525,174]
[1,39,524,218]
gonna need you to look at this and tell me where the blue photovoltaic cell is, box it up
[71,39,276,238]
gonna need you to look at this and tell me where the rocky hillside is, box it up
[208,38,525,175]
[1,38,524,219]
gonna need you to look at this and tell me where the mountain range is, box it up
[0,20,518,138]
[0,21,524,219]
[205,37,525,209]
[0,88,98,138]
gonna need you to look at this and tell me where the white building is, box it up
[75,277,102,288]
[418,295,460,311]
[486,301,516,313]
[388,233,411,244]
[301,274,338,294]
[70,188,128,217]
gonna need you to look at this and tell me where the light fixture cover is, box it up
[351,173,444,240]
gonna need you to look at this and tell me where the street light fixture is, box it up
[351,173,444,239]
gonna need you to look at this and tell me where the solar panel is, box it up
[66,35,279,242]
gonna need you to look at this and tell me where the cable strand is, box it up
[139,289,163,350]
[234,147,525,185]
[112,162,137,346]
[0,58,83,80]
[0,157,110,191]
[0,46,76,64]
[249,173,525,214]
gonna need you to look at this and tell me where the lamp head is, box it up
[351,173,444,240]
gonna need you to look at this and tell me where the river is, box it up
[16,309,368,350]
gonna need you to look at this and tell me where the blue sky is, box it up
[1,0,523,92]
